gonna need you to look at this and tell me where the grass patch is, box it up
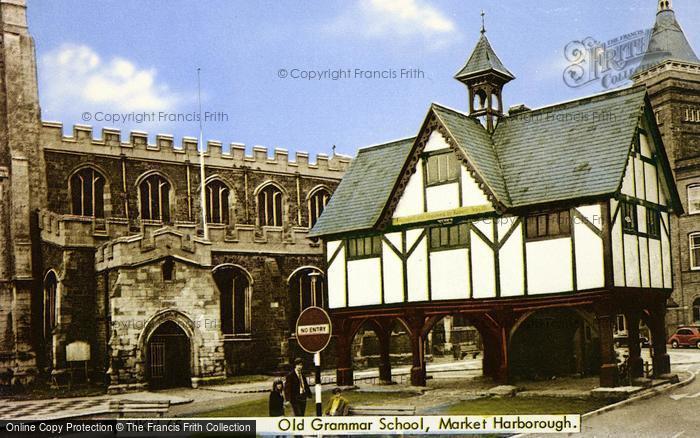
[444,397,610,415]
[195,391,420,417]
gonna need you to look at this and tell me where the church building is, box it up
[0,0,348,390]
[311,4,684,387]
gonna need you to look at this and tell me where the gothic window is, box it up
[308,188,330,228]
[425,152,459,186]
[206,179,230,224]
[525,210,571,240]
[289,268,325,333]
[687,184,700,214]
[690,233,700,270]
[213,266,251,335]
[43,271,58,340]
[70,168,105,217]
[139,174,171,222]
[693,298,700,323]
[258,184,283,227]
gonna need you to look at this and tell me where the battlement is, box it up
[41,122,352,178]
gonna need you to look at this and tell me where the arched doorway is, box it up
[146,320,191,388]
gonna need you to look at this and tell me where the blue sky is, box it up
[28,0,700,158]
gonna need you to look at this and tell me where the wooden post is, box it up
[596,308,619,387]
[626,309,644,379]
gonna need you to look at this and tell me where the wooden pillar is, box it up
[625,309,644,379]
[377,328,392,384]
[493,324,510,384]
[405,313,427,387]
[333,318,355,386]
[596,308,619,387]
[649,303,671,377]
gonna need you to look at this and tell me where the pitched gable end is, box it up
[376,106,507,229]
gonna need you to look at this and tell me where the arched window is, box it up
[70,168,105,217]
[288,268,325,332]
[139,174,171,222]
[258,184,283,227]
[308,188,330,228]
[213,266,251,335]
[43,271,58,340]
[693,298,700,323]
[206,179,230,224]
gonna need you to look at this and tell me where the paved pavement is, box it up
[574,349,700,438]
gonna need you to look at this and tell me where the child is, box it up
[269,378,285,416]
[325,387,350,416]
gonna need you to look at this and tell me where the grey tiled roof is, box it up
[634,9,700,75]
[309,138,415,238]
[493,87,646,207]
[311,86,673,237]
[455,34,514,80]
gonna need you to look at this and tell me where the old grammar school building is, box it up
[1,0,700,391]
[311,0,699,387]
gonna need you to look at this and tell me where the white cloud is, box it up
[40,44,180,113]
[326,0,456,45]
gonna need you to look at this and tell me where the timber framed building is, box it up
[311,6,684,387]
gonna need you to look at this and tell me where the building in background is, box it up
[632,0,700,334]
[0,0,349,390]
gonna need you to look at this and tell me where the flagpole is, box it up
[197,68,209,240]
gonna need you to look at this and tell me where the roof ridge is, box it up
[358,136,416,152]
[518,85,646,115]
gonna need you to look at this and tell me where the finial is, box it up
[332,145,336,156]
[658,0,672,12]
[480,10,486,34]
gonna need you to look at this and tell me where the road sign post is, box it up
[295,306,332,417]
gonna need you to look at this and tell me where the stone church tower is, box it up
[0,0,44,384]
[633,0,700,331]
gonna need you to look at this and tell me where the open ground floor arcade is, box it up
[331,290,673,388]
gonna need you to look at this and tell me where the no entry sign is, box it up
[295,306,332,353]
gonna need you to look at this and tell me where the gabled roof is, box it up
[634,8,700,75]
[455,34,515,81]
[432,104,510,205]
[309,138,415,238]
[493,87,647,207]
[311,86,681,238]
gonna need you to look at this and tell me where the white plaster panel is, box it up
[575,222,604,290]
[526,238,573,295]
[423,130,450,152]
[499,225,524,297]
[328,246,346,308]
[639,236,650,288]
[634,157,645,199]
[385,232,403,253]
[407,236,429,302]
[406,228,424,251]
[611,212,625,287]
[624,234,641,287]
[426,183,460,212]
[430,248,469,300]
[327,241,341,261]
[393,160,424,218]
[575,204,602,230]
[460,167,490,207]
[649,238,663,288]
[347,258,382,307]
[471,230,495,298]
[620,157,635,197]
[661,212,672,288]
[382,242,404,304]
[644,162,658,204]
[474,219,494,242]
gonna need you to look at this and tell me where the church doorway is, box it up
[146,320,191,388]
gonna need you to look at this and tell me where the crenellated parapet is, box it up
[41,122,352,177]
[95,228,212,272]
